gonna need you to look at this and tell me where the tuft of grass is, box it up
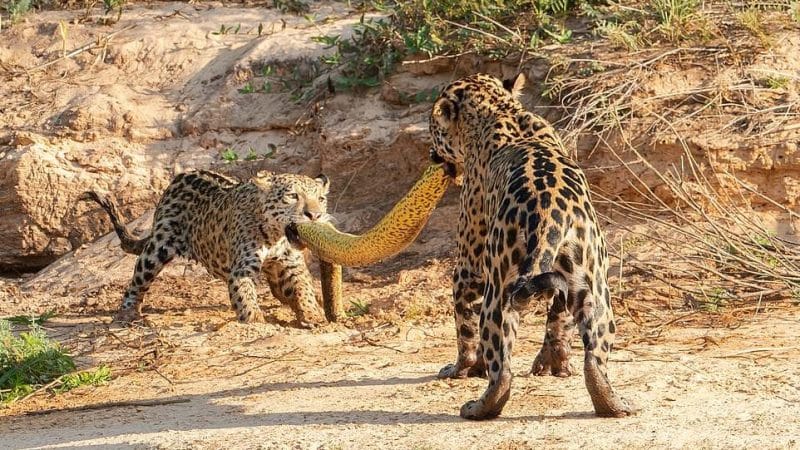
[0,321,74,403]
[265,143,277,158]
[245,147,259,161]
[0,321,111,404]
[212,23,241,36]
[53,365,111,394]
[595,20,643,51]
[317,16,401,89]
[765,76,790,90]
[346,299,370,318]
[220,148,239,162]
[737,8,772,47]
[651,0,698,25]
[3,0,32,23]
[220,146,275,163]
[3,310,56,326]
[274,0,310,15]
[792,1,800,22]
[102,0,125,23]
[650,0,702,41]
[699,287,729,311]
[238,82,256,94]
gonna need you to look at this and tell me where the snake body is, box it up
[320,261,343,321]
[297,164,449,268]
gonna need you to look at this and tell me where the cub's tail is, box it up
[509,271,569,311]
[80,191,148,255]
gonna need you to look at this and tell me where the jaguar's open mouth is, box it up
[429,148,458,179]
[285,223,306,249]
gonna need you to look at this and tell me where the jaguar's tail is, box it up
[509,271,569,310]
[80,191,148,255]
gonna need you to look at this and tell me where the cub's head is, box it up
[251,171,331,247]
[429,73,526,181]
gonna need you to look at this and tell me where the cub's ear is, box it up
[252,175,273,190]
[502,73,526,97]
[315,173,330,191]
[432,97,458,127]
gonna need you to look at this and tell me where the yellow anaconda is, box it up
[296,164,449,267]
[319,261,343,321]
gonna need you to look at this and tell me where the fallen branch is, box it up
[233,347,300,377]
[23,398,190,416]
[26,24,136,73]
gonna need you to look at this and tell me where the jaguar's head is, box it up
[251,171,331,249]
[429,73,527,184]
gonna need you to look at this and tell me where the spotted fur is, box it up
[82,169,330,325]
[430,74,633,419]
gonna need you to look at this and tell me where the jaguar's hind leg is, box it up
[509,270,575,377]
[575,285,634,417]
[116,239,176,323]
[438,268,487,379]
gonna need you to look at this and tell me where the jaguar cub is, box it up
[82,169,330,325]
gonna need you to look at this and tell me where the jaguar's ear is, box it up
[315,173,330,192]
[432,97,458,127]
[502,73,526,97]
[252,174,273,190]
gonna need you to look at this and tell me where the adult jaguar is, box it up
[428,73,633,420]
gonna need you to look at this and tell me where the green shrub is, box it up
[0,320,111,404]
[3,0,33,22]
[315,0,605,89]
[0,320,75,402]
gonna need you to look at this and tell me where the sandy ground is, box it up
[1,266,799,449]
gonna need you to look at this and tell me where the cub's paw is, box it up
[112,308,142,325]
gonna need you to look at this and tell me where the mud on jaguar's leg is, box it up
[460,291,517,420]
[575,286,634,417]
[115,239,175,323]
[438,269,486,379]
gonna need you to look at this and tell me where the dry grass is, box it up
[535,11,800,330]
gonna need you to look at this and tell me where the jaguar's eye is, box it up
[319,196,327,203]
[284,192,299,203]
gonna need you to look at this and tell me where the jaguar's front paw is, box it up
[438,361,486,379]
[460,399,501,420]
[238,310,266,324]
[112,308,142,325]
[531,349,573,377]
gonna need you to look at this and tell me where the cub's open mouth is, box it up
[285,223,305,249]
